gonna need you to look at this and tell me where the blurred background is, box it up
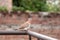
[0,0,60,40]
[13,0,60,12]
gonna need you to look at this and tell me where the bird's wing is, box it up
[18,21,31,30]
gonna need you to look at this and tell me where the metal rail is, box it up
[0,30,58,40]
[27,30,58,40]
[0,30,27,35]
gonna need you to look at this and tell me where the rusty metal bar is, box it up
[38,38,44,40]
[29,35,32,40]
[27,30,58,40]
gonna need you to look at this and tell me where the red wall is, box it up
[0,13,60,40]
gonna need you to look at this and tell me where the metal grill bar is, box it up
[29,35,32,40]
[0,30,58,40]
[27,30,58,40]
[0,30,27,35]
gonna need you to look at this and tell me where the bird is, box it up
[18,18,32,31]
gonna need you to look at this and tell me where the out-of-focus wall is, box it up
[0,0,12,11]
